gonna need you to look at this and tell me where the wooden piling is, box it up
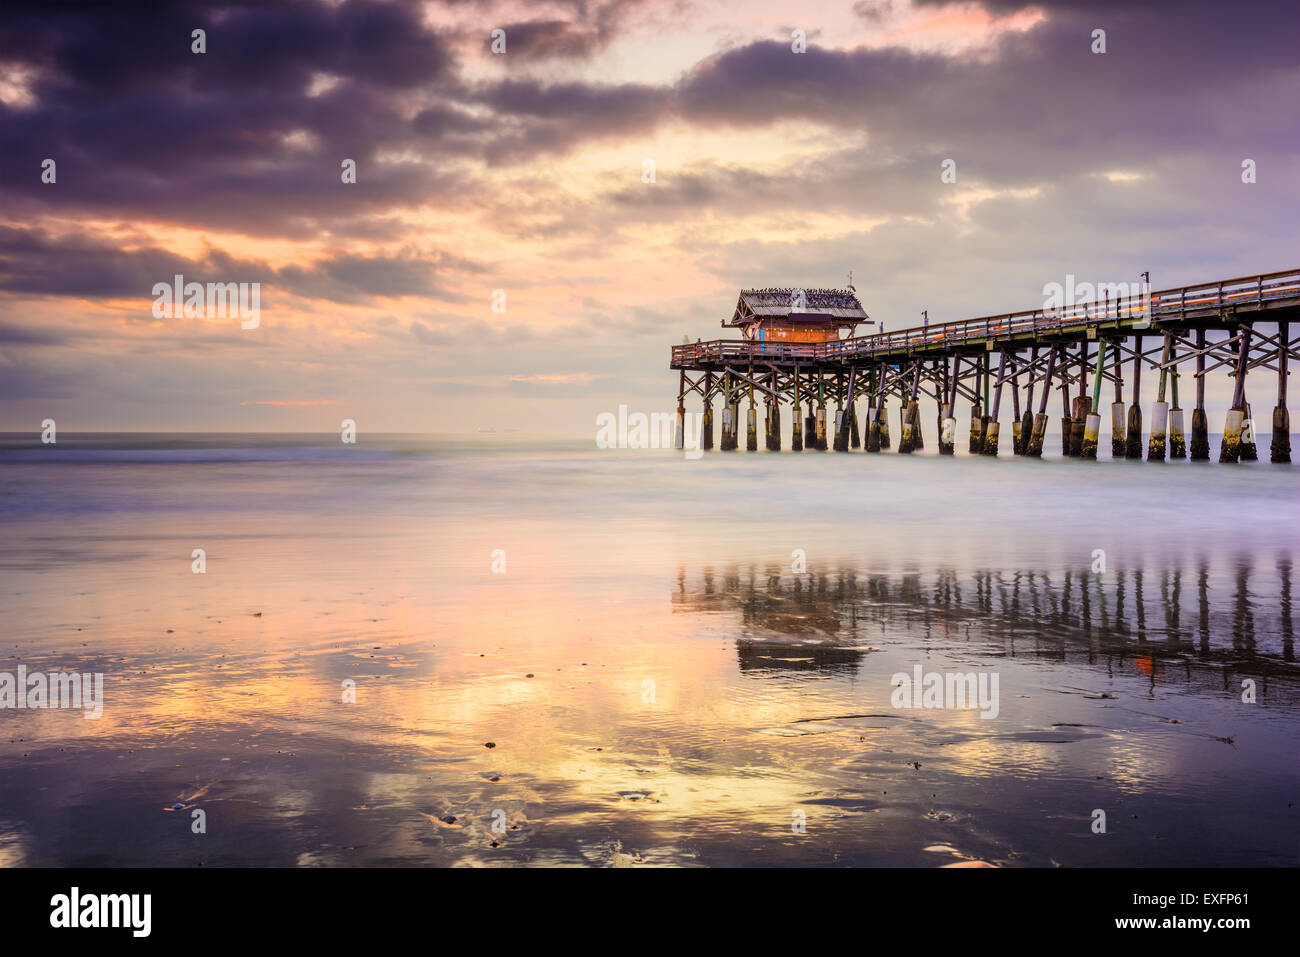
[910,361,925,451]
[898,364,917,454]
[702,372,714,450]
[1069,342,1088,456]
[1147,332,1172,461]
[1241,399,1259,461]
[720,372,736,451]
[1020,347,1037,455]
[1027,346,1056,457]
[1059,354,1072,457]
[866,365,886,453]
[939,356,957,455]
[1109,340,1125,458]
[834,369,856,452]
[746,383,758,452]
[983,351,1008,456]
[791,367,803,451]
[1220,326,1252,462]
[1010,356,1023,454]
[1273,320,1291,463]
[1191,329,1210,460]
[1126,334,1144,459]
[1082,339,1106,459]
[1169,351,1186,459]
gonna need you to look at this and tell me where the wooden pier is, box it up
[670,268,1300,462]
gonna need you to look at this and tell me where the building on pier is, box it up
[727,287,868,343]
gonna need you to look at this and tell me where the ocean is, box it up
[0,432,1296,866]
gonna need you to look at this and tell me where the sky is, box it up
[0,0,1296,434]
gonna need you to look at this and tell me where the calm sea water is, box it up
[0,432,1297,867]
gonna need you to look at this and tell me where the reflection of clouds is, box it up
[0,826,25,867]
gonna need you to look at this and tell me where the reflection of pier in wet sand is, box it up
[673,556,1299,702]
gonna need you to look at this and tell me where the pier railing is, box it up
[671,268,1300,367]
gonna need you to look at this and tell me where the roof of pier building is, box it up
[725,287,868,329]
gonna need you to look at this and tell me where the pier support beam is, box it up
[1125,335,1144,459]
[1273,321,1291,463]
[1191,329,1210,460]
[849,401,861,449]
[767,399,782,452]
